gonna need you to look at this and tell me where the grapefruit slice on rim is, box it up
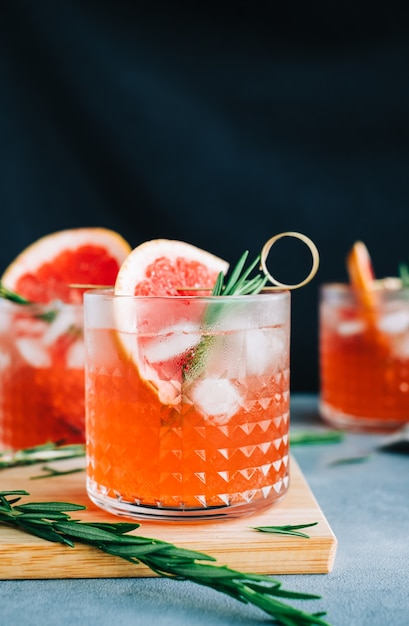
[1,227,132,304]
[113,239,229,406]
[114,238,229,297]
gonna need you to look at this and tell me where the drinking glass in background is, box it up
[0,298,85,450]
[84,289,291,521]
[319,280,409,432]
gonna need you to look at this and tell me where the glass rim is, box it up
[83,287,291,301]
[0,298,83,311]
[321,279,409,294]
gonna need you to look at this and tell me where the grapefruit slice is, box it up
[113,239,229,406]
[114,239,229,297]
[0,227,131,445]
[1,227,132,304]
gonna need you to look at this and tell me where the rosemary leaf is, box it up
[212,271,225,296]
[16,520,76,546]
[15,502,86,513]
[327,455,371,467]
[290,431,344,446]
[52,521,140,544]
[399,262,409,287]
[222,250,251,295]
[9,512,72,520]
[0,281,31,304]
[251,522,318,538]
[0,282,59,322]
[0,491,331,626]
[30,465,85,479]
[84,521,141,534]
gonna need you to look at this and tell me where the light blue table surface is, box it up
[1,394,408,626]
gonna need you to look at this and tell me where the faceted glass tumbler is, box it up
[320,282,409,432]
[84,289,291,521]
[0,298,85,450]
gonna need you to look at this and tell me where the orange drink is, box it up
[84,289,291,520]
[319,282,409,432]
[0,299,85,449]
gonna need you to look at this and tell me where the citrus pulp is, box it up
[114,238,229,296]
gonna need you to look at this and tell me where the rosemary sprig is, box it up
[0,281,31,304]
[251,522,318,538]
[0,442,85,470]
[0,491,330,626]
[216,251,269,297]
[182,251,269,382]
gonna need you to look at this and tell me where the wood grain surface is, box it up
[0,456,337,579]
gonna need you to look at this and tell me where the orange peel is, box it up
[346,241,379,330]
[346,241,375,295]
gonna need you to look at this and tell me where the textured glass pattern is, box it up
[85,292,291,520]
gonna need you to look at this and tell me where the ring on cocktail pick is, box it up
[260,231,320,290]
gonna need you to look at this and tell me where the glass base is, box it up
[319,400,409,433]
[86,476,289,522]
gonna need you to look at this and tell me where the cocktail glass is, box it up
[0,298,85,449]
[319,282,409,432]
[84,288,291,521]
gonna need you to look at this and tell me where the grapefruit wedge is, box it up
[113,239,229,406]
[2,227,132,304]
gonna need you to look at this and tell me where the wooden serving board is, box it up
[0,456,337,579]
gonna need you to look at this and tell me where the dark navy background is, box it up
[1,1,409,391]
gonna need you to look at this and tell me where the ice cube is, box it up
[0,308,11,333]
[156,379,182,405]
[15,316,47,337]
[337,320,365,336]
[16,338,51,367]
[242,329,269,376]
[66,339,85,369]
[199,329,249,379]
[202,327,288,379]
[245,328,288,376]
[377,310,409,335]
[127,322,201,402]
[141,322,201,364]
[187,378,241,424]
[210,293,289,332]
[43,307,80,345]
[0,349,11,371]
[391,334,409,359]
[212,303,257,332]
